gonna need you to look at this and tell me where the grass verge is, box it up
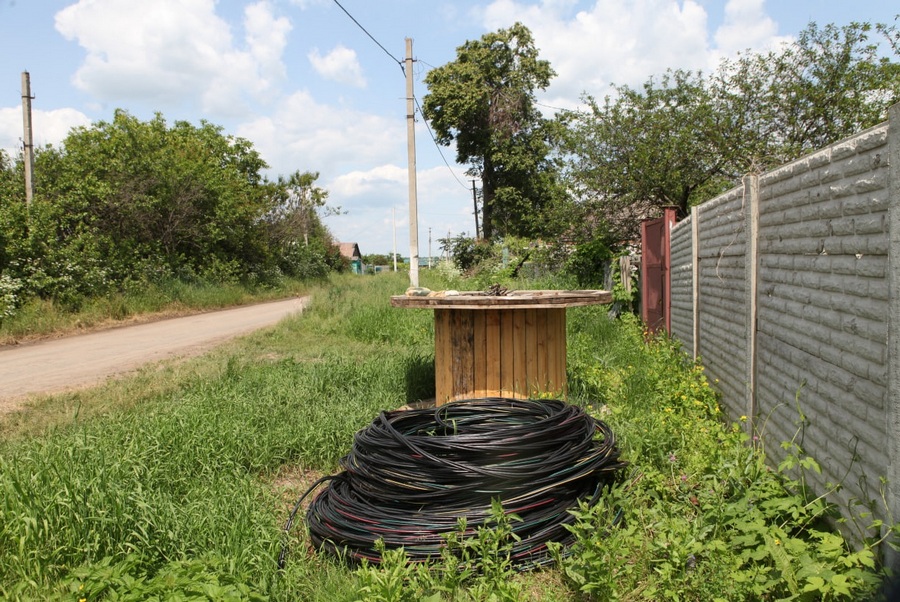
[0,277,310,345]
[0,272,894,601]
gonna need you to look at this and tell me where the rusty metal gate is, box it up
[640,207,677,335]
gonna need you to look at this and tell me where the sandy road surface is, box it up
[0,297,308,412]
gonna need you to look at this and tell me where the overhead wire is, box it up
[331,0,404,72]
[329,0,469,191]
[280,397,626,570]
[414,96,470,190]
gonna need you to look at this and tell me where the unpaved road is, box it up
[0,297,308,413]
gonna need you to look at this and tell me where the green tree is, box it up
[0,110,343,308]
[721,20,900,165]
[35,110,273,281]
[564,20,900,243]
[362,253,392,266]
[565,69,737,242]
[422,23,564,240]
[263,170,343,278]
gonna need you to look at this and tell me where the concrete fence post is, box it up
[886,103,900,572]
[745,175,760,437]
[691,205,700,360]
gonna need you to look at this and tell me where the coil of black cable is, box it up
[295,397,625,569]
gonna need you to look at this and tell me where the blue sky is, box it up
[0,1,896,256]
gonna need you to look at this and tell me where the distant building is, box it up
[339,242,362,274]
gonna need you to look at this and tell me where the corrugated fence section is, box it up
[668,105,899,563]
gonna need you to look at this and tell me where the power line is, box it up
[332,0,403,71]
[329,2,467,192]
[414,96,470,190]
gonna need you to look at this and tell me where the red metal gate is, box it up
[640,207,677,335]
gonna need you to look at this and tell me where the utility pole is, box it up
[21,71,35,208]
[428,227,432,269]
[471,180,480,240]
[405,38,420,287]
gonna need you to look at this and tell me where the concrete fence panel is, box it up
[668,107,898,565]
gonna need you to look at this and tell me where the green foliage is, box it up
[60,554,268,602]
[0,272,22,323]
[730,20,900,164]
[0,274,892,599]
[355,501,523,602]
[0,274,430,599]
[438,234,492,273]
[562,308,887,601]
[363,253,394,267]
[566,68,733,241]
[422,23,566,241]
[565,238,613,288]
[564,20,900,243]
[0,110,341,317]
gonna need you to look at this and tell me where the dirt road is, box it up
[0,297,308,413]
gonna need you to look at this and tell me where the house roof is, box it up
[339,242,361,260]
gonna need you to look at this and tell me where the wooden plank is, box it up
[545,308,566,397]
[536,308,548,393]
[512,310,527,398]
[485,310,501,397]
[525,308,537,397]
[559,309,568,397]
[450,309,475,402]
[434,309,451,405]
[390,290,613,309]
[499,310,515,397]
[473,311,487,398]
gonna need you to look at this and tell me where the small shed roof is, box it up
[339,242,361,260]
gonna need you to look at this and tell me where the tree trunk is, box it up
[481,156,495,240]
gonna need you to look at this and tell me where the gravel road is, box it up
[0,297,308,413]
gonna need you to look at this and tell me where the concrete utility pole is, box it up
[21,71,35,208]
[405,37,420,287]
[428,227,432,269]
[392,207,398,272]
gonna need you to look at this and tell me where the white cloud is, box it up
[0,107,91,157]
[308,46,367,88]
[475,0,794,106]
[53,0,289,118]
[713,0,790,58]
[479,0,711,102]
[287,0,329,8]
[236,89,402,178]
[244,2,292,85]
[331,164,406,198]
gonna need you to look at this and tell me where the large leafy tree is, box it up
[565,69,739,242]
[35,110,273,279]
[565,20,900,243]
[422,23,564,241]
[0,110,340,308]
[724,20,900,164]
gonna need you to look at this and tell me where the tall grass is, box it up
[0,272,433,600]
[0,272,890,600]
[0,277,310,345]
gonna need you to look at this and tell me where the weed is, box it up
[0,273,892,600]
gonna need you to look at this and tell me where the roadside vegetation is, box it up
[0,276,310,345]
[1,12,898,601]
[0,272,895,600]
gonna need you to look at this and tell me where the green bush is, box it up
[565,238,613,288]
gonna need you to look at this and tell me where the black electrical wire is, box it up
[280,397,626,570]
[331,0,404,69]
